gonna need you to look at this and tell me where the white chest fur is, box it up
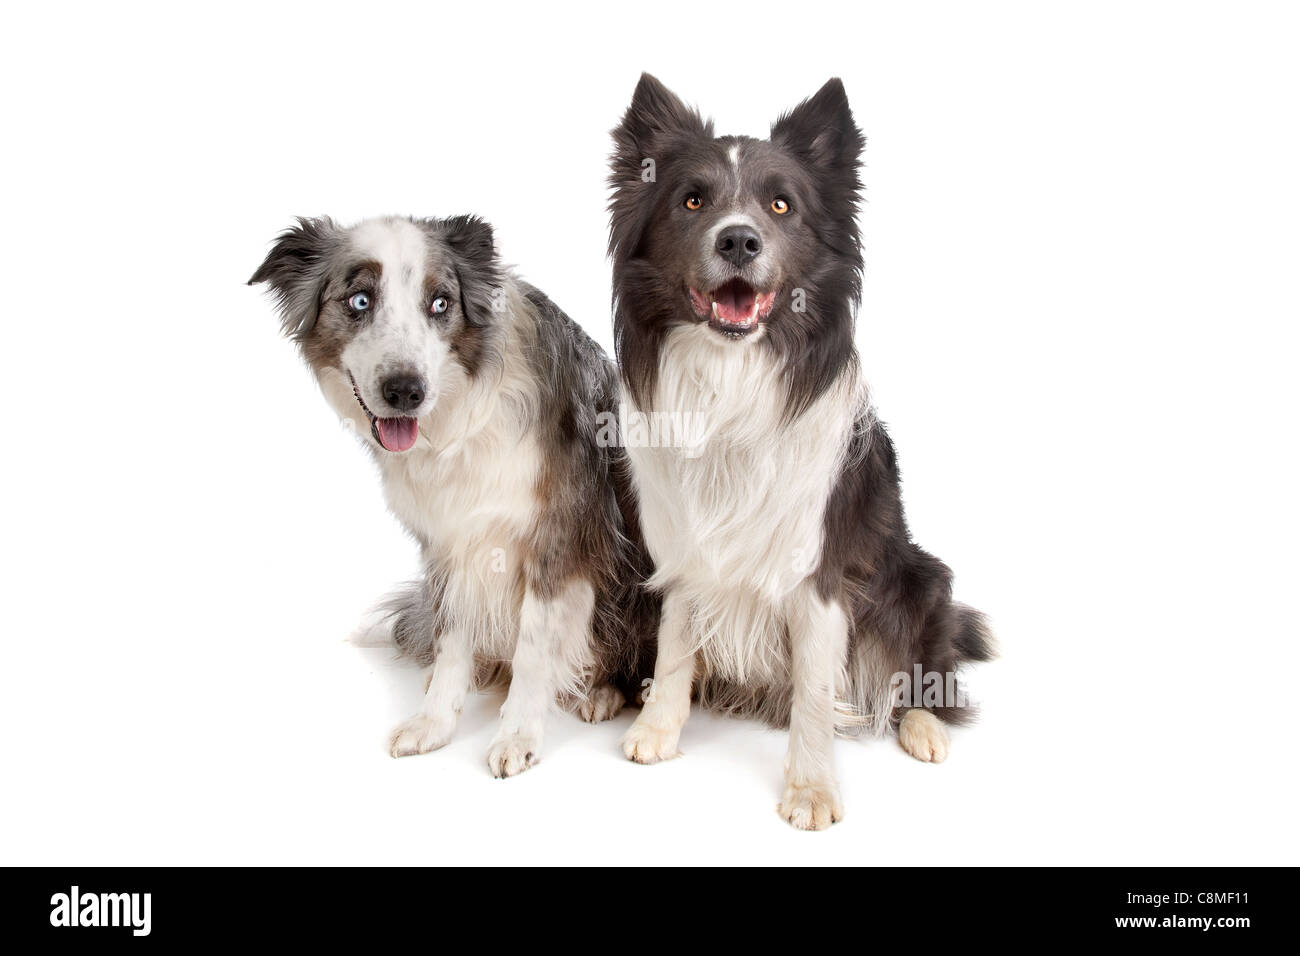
[625,325,861,682]
[380,426,540,657]
[380,425,541,567]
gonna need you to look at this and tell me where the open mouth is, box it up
[348,373,419,453]
[690,279,778,338]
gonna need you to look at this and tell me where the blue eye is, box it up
[431,296,449,315]
[348,292,371,312]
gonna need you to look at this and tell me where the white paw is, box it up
[486,733,541,778]
[388,713,456,757]
[576,684,625,723]
[621,718,681,765]
[898,709,950,763]
[778,781,844,831]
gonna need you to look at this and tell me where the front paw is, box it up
[487,733,540,778]
[622,718,681,765]
[389,713,456,757]
[576,684,625,723]
[778,781,844,831]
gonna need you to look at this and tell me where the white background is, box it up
[2,1,1297,865]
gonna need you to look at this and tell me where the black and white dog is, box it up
[251,215,653,777]
[609,76,993,828]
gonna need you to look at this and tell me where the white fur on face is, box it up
[339,218,454,422]
[697,213,778,294]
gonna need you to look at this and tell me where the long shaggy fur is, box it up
[609,75,993,741]
[251,216,658,771]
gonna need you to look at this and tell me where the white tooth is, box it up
[712,300,721,319]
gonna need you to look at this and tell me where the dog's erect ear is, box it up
[615,73,708,153]
[439,215,500,328]
[611,73,710,178]
[248,217,340,339]
[771,78,864,173]
[609,74,712,261]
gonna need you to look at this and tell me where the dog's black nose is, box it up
[715,225,762,267]
[381,374,426,413]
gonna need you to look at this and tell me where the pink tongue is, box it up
[715,281,757,324]
[376,417,419,452]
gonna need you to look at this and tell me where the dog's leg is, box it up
[622,590,693,764]
[388,628,472,757]
[487,579,595,778]
[778,592,848,830]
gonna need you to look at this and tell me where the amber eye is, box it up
[684,194,703,211]
[771,197,791,215]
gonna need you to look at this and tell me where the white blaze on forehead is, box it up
[351,217,430,284]
[349,218,433,335]
[339,218,452,415]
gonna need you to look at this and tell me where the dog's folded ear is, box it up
[248,217,340,339]
[771,78,865,175]
[438,215,501,328]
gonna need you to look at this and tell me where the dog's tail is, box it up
[838,577,996,737]
[922,602,997,729]
[954,602,997,664]
[381,579,437,665]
